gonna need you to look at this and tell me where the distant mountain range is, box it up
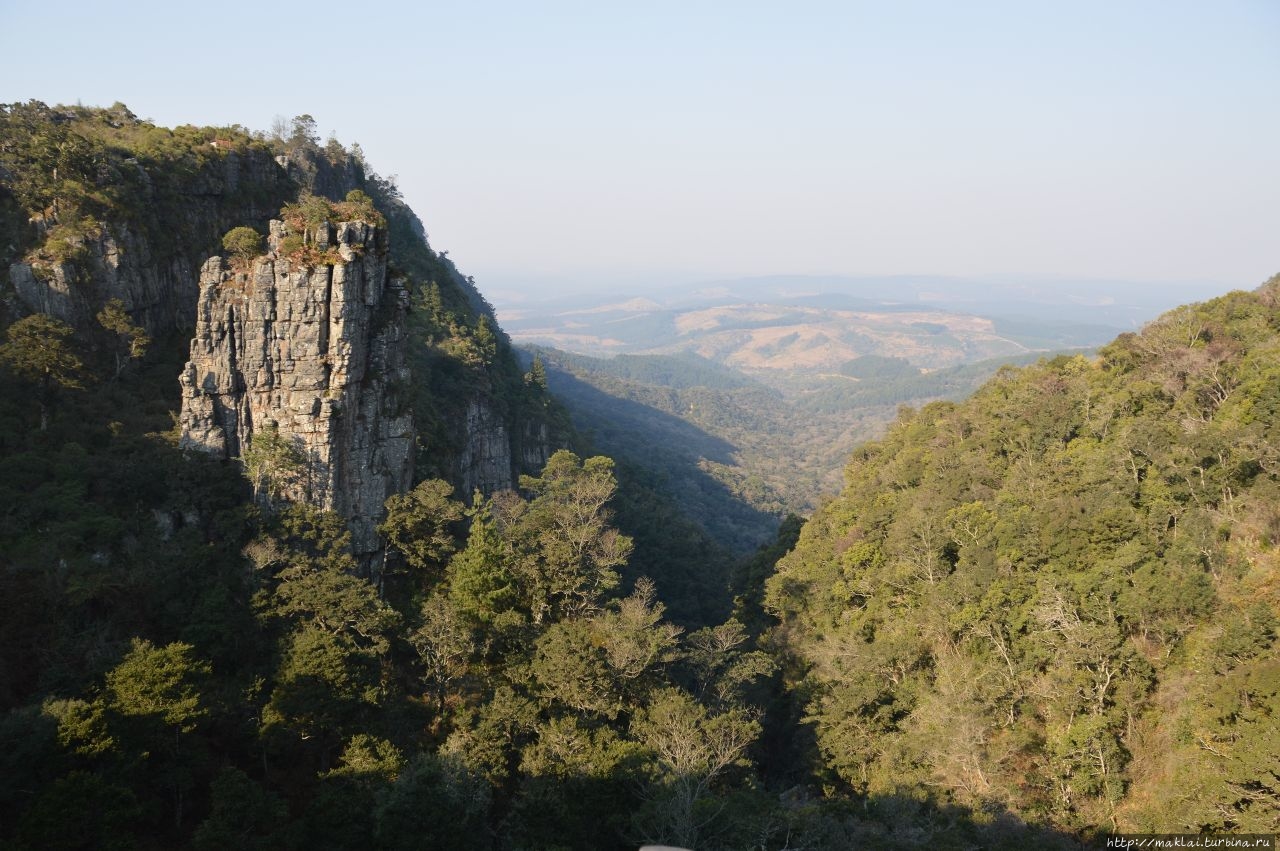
[496,274,1230,372]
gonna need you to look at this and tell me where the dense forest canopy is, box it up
[1,102,1277,849]
[765,278,1280,834]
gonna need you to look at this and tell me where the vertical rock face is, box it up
[178,218,413,563]
[459,399,515,495]
[8,222,196,333]
[456,401,552,496]
[8,149,289,335]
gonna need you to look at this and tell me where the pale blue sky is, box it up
[2,1,1277,298]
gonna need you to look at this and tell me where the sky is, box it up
[2,0,1277,301]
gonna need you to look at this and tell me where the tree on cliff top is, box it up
[221,226,263,267]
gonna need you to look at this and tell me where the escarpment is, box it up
[7,145,290,334]
[2,103,557,566]
[178,217,413,565]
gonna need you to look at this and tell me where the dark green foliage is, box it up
[607,457,739,627]
[95,299,149,380]
[546,348,761,391]
[0,313,86,404]
[418,452,775,849]
[839,353,918,380]
[240,423,307,509]
[379,478,465,579]
[13,770,143,851]
[1214,602,1277,668]
[372,753,492,849]
[192,768,291,851]
[446,501,521,628]
[531,347,789,550]
[764,282,1280,833]
[527,344,1065,561]
[798,349,1059,413]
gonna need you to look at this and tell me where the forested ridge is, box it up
[0,102,763,850]
[765,278,1280,835]
[1,101,1277,850]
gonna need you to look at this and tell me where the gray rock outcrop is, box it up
[460,398,515,495]
[8,149,288,334]
[178,217,413,567]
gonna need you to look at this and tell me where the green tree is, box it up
[373,753,493,850]
[14,770,141,851]
[592,578,683,706]
[240,423,307,509]
[95,298,150,379]
[288,114,320,151]
[192,768,291,851]
[474,315,498,366]
[443,685,538,786]
[379,478,465,578]
[525,355,548,391]
[303,734,404,847]
[0,313,85,429]
[260,626,384,764]
[631,688,761,849]
[265,555,401,656]
[104,639,212,830]
[515,450,632,623]
[512,716,643,848]
[105,639,210,731]
[529,580,682,720]
[255,508,403,766]
[410,594,476,714]
[447,499,520,628]
[221,226,263,266]
[683,618,775,709]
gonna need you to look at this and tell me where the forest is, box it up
[0,102,1277,850]
[764,283,1280,834]
[526,344,1059,552]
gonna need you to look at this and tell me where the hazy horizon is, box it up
[482,268,1241,309]
[2,1,1277,299]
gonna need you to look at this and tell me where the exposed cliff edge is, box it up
[1,102,560,561]
[178,216,413,565]
[2,110,290,334]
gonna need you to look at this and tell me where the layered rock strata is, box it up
[178,218,413,564]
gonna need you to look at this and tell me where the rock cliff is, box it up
[7,147,289,334]
[178,217,413,567]
[272,148,553,496]
[456,398,550,494]
[1,104,558,565]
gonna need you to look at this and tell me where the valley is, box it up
[0,101,1275,851]
[502,279,1154,552]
